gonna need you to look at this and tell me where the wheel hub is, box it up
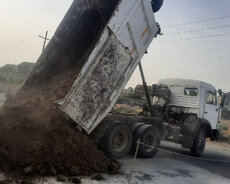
[143,133,156,152]
[112,130,128,152]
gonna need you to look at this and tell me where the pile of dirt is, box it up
[0,68,120,177]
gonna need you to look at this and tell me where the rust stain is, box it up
[141,27,149,38]
[131,47,135,55]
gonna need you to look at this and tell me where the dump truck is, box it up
[21,0,226,159]
[21,0,164,159]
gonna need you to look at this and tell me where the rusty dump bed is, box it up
[23,0,119,87]
[22,0,160,134]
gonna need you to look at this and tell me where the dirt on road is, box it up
[0,68,119,177]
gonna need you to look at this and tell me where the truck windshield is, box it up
[184,88,198,96]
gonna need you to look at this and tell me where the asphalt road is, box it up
[159,140,230,180]
[0,140,230,184]
[81,140,230,184]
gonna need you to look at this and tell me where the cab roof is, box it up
[158,78,216,90]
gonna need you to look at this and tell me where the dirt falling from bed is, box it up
[0,68,119,176]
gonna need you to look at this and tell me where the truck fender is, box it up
[195,118,212,138]
[181,115,212,149]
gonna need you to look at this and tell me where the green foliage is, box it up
[219,124,229,131]
[218,123,230,141]
[124,93,142,100]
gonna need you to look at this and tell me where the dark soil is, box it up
[0,68,120,177]
[91,173,104,181]
[0,0,122,179]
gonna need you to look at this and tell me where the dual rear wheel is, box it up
[100,123,160,159]
[132,124,160,158]
[100,123,132,159]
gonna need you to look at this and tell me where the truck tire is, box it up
[190,129,206,157]
[100,123,132,159]
[133,124,160,158]
[130,122,145,134]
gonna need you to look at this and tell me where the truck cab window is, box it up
[206,91,217,105]
[184,88,198,96]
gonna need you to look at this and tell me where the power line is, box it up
[0,39,38,51]
[164,24,230,35]
[164,15,230,28]
[0,36,37,48]
[158,32,230,42]
[0,43,41,55]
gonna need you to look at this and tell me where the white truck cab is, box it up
[158,78,221,130]
[139,78,225,157]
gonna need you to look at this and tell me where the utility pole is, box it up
[39,31,50,52]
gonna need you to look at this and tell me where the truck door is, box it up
[204,90,219,129]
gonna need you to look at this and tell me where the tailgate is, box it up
[60,0,159,133]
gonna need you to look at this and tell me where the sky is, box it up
[0,0,230,91]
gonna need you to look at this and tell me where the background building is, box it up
[0,62,34,84]
[0,62,35,93]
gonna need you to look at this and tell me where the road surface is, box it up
[0,92,6,106]
[80,140,230,184]
[1,140,229,184]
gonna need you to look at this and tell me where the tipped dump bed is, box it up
[23,0,120,87]
[22,0,160,134]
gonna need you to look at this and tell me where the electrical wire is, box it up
[164,24,230,36]
[164,15,230,28]
[0,40,38,51]
[0,35,37,48]
[0,43,41,55]
[158,32,230,42]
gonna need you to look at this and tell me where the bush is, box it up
[218,121,230,142]
[219,125,229,131]
[222,110,230,120]
[124,93,142,100]
[112,104,142,115]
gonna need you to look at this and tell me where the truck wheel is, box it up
[100,123,132,159]
[190,129,206,157]
[133,125,160,158]
[130,122,145,134]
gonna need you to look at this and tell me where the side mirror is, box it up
[218,89,223,96]
[220,93,226,108]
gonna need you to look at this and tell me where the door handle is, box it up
[204,111,208,114]
[216,108,219,111]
